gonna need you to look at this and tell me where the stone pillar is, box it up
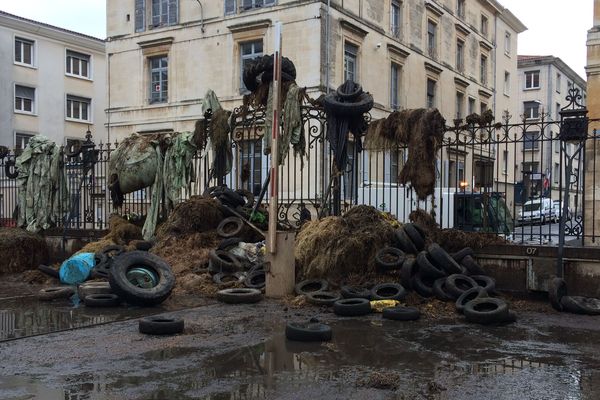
[584,0,600,244]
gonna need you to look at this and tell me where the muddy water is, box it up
[1,316,600,399]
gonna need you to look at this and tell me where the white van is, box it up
[518,198,553,225]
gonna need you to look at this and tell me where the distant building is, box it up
[0,10,106,150]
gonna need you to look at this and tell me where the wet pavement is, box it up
[1,295,600,399]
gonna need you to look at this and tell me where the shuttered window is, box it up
[15,85,35,113]
[135,0,145,32]
[151,0,178,27]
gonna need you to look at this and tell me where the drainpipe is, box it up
[326,0,331,94]
[107,52,111,144]
[195,0,205,33]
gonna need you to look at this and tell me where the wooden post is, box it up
[268,22,282,254]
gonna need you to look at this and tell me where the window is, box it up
[448,159,465,187]
[524,101,540,119]
[240,0,276,11]
[456,91,464,119]
[553,163,560,184]
[522,162,539,173]
[66,50,91,78]
[135,0,145,32]
[523,132,540,150]
[480,55,488,85]
[150,55,168,103]
[567,80,573,89]
[15,37,34,66]
[239,140,263,195]
[502,150,508,174]
[456,40,464,72]
[427,20,437,58]
[66,95,91,122]
[556,103,561,121]
[480,15,488,37]
[240,40,263,92]
[426,79,436,108]
[457,0,465,19]
[15,85,35,113]
[390,63,400,110]
[391,0,402,38]
[344,42,358,82]
[151,0,178,27]
[468,97,475,115]
[504,71,510,95]
[525,70,540,89]
[556,73,561,93]
[225,0,236,14]
[388,150,400,184]
[504,32,511,55]
[480,102,487,113]
[15,133,33,150]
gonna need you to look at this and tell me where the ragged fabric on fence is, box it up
[16,135,69,232]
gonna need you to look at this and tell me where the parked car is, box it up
[552,200,572,223]
[518,198,553,225]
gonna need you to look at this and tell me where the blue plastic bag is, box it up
[59,253,96,285]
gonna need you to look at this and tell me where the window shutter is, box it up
[16,85,34,99]
[135,0,145,32]
[168,0,178,25]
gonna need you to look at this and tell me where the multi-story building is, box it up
[0,10,106,150]
[516,55,586,206]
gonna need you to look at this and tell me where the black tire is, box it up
[286,320,332,342]
[560,296,600,315]
[134,241,154,251]
[340,285,371,300]
[212,272,245,286]
[243,55,297,93]
[452,247,474,263]
[139,317,184,335]
[461,255,486,276]
[218,190,245,208]
[38,264,60,279]
[382,306,421,321]
[375,247,405,271]
[333,298,372,316]
[64,141,82,158]
[400,257,418,291]
[235,189,255,207]
[470,275,496,293]
[455,287,489,314]
[217,288,263,304]
[403,224,425,251]
[202,185,226,198]
[100,245,125,259]
[464,298,510,325]
[38,286,75,301]
[393,228,418,254]
[4,159,18,179]
[549,277,567,312]
[295,279,329,296]
[83,293,120,307]
[433,278,454,301]
[217,217,244,238]
[108,251,175,306]
[412,271,435,298]
[77,282,112,300]
[244,270,266,290]
[370,283,406,301]
[208,249,243,273]
[445,274,478,298]
[428,243,463,275]
[217,237,243,251]
[336,81,363,101]
[306,291,341,306]
[416,251,446,279]
[321,92,374,117]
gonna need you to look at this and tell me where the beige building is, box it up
[0,10,107,149]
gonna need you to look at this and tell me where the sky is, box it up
[0,0,593,78]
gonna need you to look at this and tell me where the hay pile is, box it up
[295,205,396,281]
[78,215,143,254]
[0,228,48,273]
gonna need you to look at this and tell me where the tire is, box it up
[38,264,60,279]
[286,321,332,342]
[375,247,405,271]
[464,298,510,325]
[202,185,226,198]
[433,278,454,301]
[416,251,446,279]
[139,317,185,335]
[295,279,329,296]
[403,224,425,251]
[217,217,244,238]
[218,191,245,208]
[108,251,175,306]
[333,298,372,316]
[455,287,489,314]
[400,257,418,291]
[64,141,82,158]
[382,306,421,321]
[212,272,245,286]
[4,159,18,179]
[78,282,112,300]
[235,189,255,207]
[306,291,341,306]
[336,81,363,101]
[217,237,243,251]
[428,243,463,275]
[370,283,406,301]
[208,250,243,273]
[394,228,418,254]
[340,285,371,300]
[244,270,266,290]
[100,245,125,259]
[83,293,121,307]
[461,255,486,276]
[412,271,435,298]
[217,288,263,304]
[445,274,478,298]
[560,296,600,315]
[321,92,374,117]
[470,275,496,294]
[549,277,567,311]
[243,55,297,93]
[38,286,75,301]
[452,247,474,263]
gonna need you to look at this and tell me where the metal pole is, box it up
[268,22,282,254]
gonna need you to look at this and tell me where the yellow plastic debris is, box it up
[369,300,401,313]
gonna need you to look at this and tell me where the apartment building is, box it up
[516,55,586,206]
[0,10,107,150]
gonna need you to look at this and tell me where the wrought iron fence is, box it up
[1,89,598,246]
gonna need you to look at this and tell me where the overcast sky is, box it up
[0,0,593,78]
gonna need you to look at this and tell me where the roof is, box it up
[517,55,586,89]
